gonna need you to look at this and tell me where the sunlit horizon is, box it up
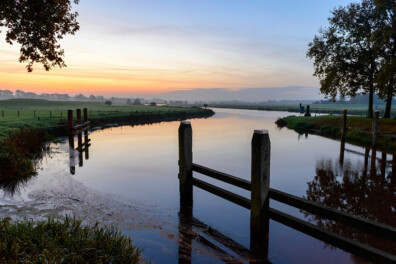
[0,0,354,97]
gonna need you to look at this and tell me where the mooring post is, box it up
[250,129,270,259]
[372,110,379,149]
[178,121,193,209]
[67,110,73,135]
[83,108,88,122]
[341,109,347,142]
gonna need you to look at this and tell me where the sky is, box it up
[0,0,355,97]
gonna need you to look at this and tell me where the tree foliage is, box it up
[0,0,80,72]
[307,0,385,118]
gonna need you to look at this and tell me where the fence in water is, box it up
[178,121,396,263]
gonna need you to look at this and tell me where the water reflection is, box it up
[177,207,268,264]
[68,130,91,175]
[305,144,396,256]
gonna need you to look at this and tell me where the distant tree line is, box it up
[307,0,396,118]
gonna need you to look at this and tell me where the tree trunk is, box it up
[368,84,374,118]
[383,80,394,118]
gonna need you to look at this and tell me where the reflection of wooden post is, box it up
[178,211,192,264]
[76,109,83,167]
[372,111,379,149]
[179,121,193,208]
[250,130,270,260]
[381,152,387,178]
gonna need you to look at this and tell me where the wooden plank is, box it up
[73,121,91,130]
[192,178,250,209]
[74,126,90,135]
[269,208,396,264]
[192,163,251,191]
[269,188,396,243]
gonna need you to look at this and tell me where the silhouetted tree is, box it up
[133,98,141,105]
[0,0,80,72]
[105,100,112,106]
[307,0,383,118]
[149,102,156,106]
[374,0,396,118]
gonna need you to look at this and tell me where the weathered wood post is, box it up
[339,109,347,166]
[33,110,36,117]
[67,110,73,135]
[178,121,193,209]
[250,129,270,259]
[83,108,88,122]
[372,110,379,149]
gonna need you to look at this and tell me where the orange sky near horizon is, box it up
[0,0,352,97]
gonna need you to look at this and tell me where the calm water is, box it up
[3,108,396,263]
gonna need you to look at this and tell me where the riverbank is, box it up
[0,99,214,139]
[276,115,396,150]
[208,103,396,117]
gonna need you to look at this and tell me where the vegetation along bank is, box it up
[276,115,396,150]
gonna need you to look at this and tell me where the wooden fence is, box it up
[178,121,396,263]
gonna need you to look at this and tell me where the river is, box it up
[1,108,394,263]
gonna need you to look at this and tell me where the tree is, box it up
[307,0,383,118]
[133,98,141,105]
[105,100,112,106]
[149,102,156,106]
[126,99,132,105]
[374,0,396,118]
[0,0,80,72]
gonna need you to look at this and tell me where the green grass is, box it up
[0,217,141,263]
[0,99,213,139]
[277,115,396,150]
[209,103,396,117]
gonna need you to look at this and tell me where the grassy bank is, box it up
[0,217,141,263]
[209,103,396,117]
[276,115,396,150]
[0,99,214,139]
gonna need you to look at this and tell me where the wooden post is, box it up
[67,110,73,135]
[372,110,379,149]
[250,129,270,259]
[178,121,193,208]
[76,109,83,152]
[83,108,88,122]
[33,110,36,117]
[341,109,347,142]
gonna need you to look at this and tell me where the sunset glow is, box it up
[0,0,354,96]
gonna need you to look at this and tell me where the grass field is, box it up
[0,99,212,139]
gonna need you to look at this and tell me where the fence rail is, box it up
[178,121,396,264]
